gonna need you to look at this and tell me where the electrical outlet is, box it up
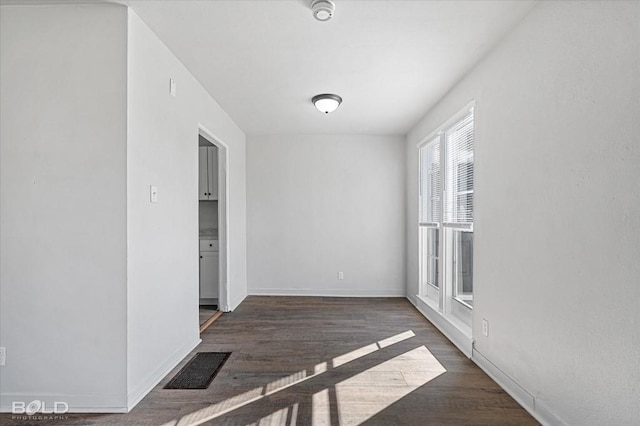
[0,347,6,366]
[338,271,344,280]
[482,319,489,337]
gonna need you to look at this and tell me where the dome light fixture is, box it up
[312,94,342,114]
[311,0,335,21]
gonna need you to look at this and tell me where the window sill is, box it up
[415,294,473,357]
[453,296,473,310]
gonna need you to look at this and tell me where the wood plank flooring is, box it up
[200,310,223,334]
[2,297,537,425]
[200,306,219,326]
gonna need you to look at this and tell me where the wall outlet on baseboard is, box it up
[338,271,344,280]
[482,319,489,337]
[0,347,6,366]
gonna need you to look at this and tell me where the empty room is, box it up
[0,0,638,425]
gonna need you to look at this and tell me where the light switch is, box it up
[150,185,158,203]
[169,78,176,97]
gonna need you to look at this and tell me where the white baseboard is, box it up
[0,393,128,414]
[126,337,201,411]
[0,339,201,414]
[408,293,565,425]
[406,294,418,305]
[534,398,567,426]
[471,349,535,414]
[248,288,406,297]
[472,347,566,426]
[410,295,473,357]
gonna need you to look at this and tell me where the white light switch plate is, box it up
[169,78,176,97]
[150,185,158,203]
[0,347,6,366]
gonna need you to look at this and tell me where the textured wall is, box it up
[407,1,640,424]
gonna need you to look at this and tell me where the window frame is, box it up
[417,101,475,321]
[418,137,442,301]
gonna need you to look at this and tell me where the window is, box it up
[443,111,474,226]
[419,138,441,302]
[452,230,473,307]
[444,110,474,309]
[418,105,474,323]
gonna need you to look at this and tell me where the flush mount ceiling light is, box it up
[311,0,335,21]
[312,94,342,114]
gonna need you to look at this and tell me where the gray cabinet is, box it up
[199,251,219,299]
[199,146,218,201]
[199,239,219,299]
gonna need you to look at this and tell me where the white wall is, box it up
[0,4,129,410]
[126,9,247,407]
[406,1,640,424]
[0,4,248,413]
[247,134,405,296]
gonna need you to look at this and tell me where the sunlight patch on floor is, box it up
[314,361,327,374]
[169,387,264,426]
[332,330,415,367]
[332,343,378,368]
[378,330,416,348]
[334,345,446,425]
[312,388,330,425]
[247,403,299,426]
[265,369,307,394]
[163,330,419,426]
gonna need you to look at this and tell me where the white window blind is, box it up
[419,138,441,225]
[444,110,474,225]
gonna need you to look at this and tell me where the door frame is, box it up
[198,125,230,312]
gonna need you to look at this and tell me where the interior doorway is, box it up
[197,126,229,332]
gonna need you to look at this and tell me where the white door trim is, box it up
[197,125,230,312]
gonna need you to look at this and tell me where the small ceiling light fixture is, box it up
[312,94,342,114]
[311,0,335,21]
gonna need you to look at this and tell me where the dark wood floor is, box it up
[200,306,219,325]
[3,297,537,425]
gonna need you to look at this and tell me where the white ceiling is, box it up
[6,0,537,135]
